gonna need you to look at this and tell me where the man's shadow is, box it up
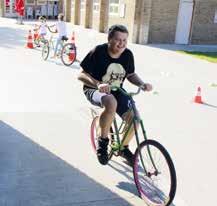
[108,159,176,206]
[0,121,133,206]
[108,159,138,196]
[203,102,217,108]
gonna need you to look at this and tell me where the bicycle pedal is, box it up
[111,142,120,151]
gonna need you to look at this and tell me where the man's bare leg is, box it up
[121,110,140,146]
[96,94,117,165]
[119,110,140,166]
[99,95,117,138]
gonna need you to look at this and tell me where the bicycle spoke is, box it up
[133,140,176,206]
[42,44,49,60]
[61,43,76,66]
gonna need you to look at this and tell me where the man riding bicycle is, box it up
[78,24,153,166]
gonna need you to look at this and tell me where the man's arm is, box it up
[127,73,153,91]
[78,69,111,93]
[77,69,100,89]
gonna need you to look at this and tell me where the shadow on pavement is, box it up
[203,102,217,109]
[108,160,137,196]
[43,58,80,69]
[0,120,133,206]
[108,159,176,206]
[0,26,27,49]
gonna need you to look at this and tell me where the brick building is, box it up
[1,0,217,44]
[62,0,217,44]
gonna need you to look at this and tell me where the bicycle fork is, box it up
[130,97,159,176]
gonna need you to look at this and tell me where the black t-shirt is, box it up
[80,43,135,89]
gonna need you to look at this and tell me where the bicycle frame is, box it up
[46,35,65,55]
[109,86,158,173]
[46,26,65,56]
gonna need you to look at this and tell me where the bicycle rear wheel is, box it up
[133,139,176,206]
[42,44,49,60]
[90,116,114,159]
[61,43,76,66]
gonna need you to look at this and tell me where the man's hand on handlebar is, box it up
[97,83,110,94]
[141,83,153,92]
[96,82,153,94]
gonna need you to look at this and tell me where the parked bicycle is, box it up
[90,86,177,206]
[41,26,76,66]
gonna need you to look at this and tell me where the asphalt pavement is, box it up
[0,17,217,206]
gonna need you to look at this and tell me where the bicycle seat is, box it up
[90,106,102,118]
[61,36,68,41]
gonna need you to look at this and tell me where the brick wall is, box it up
[92,13,100,31]
[70,0,80,24]
[191,0,217,44]
[85,0,93,28]
[92,0,100,31]
[0,0,4,17]
[65,0,216,44]
[132,0,152,44]
[99,0,109,32]
[65,0,72,22]
[138,0,152,44]
[80,9,85,26]
[74,0,81,25]
[70,0,75,23]
[148,0,180,43]
[108,0,136,42]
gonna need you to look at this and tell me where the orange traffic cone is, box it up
[68,31,76,62]
[69,48,76,62]
[194,87,203,104]
[33,29,38,41]
[71,31,75,45]
[26,30,34,49]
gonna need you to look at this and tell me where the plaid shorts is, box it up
[83,87,132,117]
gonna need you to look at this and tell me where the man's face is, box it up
[108,31,128,54]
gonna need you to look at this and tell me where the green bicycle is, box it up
[90,86,177,206]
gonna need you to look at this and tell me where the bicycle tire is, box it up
[90,116,99,152]
[61,43,76,66]
[42,44,49,60]
[90,116,114,160]
[36,38,48,48]
[133,139,177,206]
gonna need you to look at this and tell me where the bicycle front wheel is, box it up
[133,139,176,206]
[42,44,49,60]
[61,43,76,66]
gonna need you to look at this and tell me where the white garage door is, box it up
[175,0,194,44]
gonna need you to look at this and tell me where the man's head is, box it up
[58,13,64,21]
[39,16,46,23]
[107,24,129,55]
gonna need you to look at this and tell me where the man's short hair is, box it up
[108,24,129,39]
[58,13,64,21]
[39,16,46,21]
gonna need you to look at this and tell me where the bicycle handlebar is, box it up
[110,86,142,97]
[47,25,57,33]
